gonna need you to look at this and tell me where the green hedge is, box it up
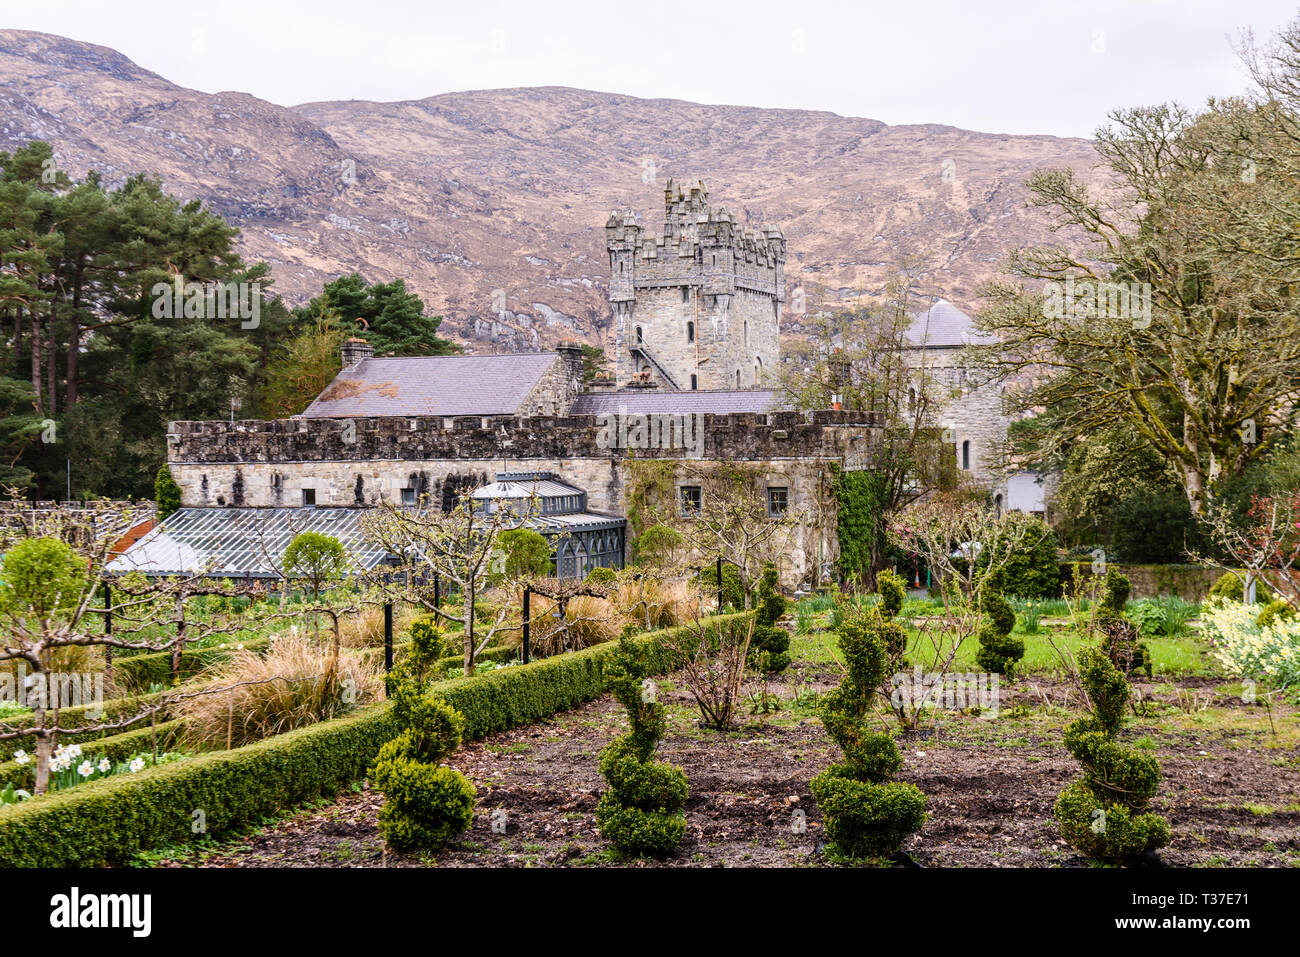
[0,687,178,754]
[111,638,271,690]
[0,613,751,866]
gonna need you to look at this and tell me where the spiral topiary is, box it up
[596,635,689,856]
[810,607,927,859]
[750,562,791,673]
[370,622,476,852]
[1094,569,1151,678]
[974,573,1024,677]
[873,569,910,668]
[1054,646,1169,863]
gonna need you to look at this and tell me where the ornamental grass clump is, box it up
[974,577,1024,677]
[595,635,688,857]
[1094,569,1151,678]
[1054,646,1169,863]
[370,622,475,852]
[749,562,790,673]
[810,607,926,859]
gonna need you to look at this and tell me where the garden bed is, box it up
[162,636,1300,869]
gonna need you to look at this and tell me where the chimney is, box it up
[341,336,374,368]
[556,339,585,391]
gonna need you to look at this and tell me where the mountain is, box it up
[0,29,1103,352]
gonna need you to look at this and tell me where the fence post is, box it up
[522,585,531,665]
[383,573,393,675]
[102,581,113,680]
[717,556,724,614]
[433,573,440,612]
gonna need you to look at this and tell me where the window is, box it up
[401,488,416,506]
[690,374,698,390]
[302,488,316,507]
[635,326,643,343]
[961,440,971,471]
[767,486,789,516]
[687,320,695,343]
[681,286,689,303]
[679,485,702,515]
[736,369,741,388]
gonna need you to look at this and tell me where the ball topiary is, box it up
[1094,569,1151,678]
[973,577,1025,678]
[1054,647,1169,863]
[810,608,927,859]
[750,562,791,673]
[370,622,476,853]
[1256,598,1296,629]
[595,635,688,857]
[1209,571,1274,604]
[584,566,618,587]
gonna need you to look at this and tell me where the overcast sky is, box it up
[10,0,1298,137]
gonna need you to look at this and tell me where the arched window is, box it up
[690,374,698,390]
[635,326,643,343]
[994,493,1003,517]
[961,440,971,470]
[687,321,695,343]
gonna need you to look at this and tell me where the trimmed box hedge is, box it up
[0,613,751,866]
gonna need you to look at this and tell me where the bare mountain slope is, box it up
[0,29,1103,351]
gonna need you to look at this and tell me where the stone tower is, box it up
[606,180,785,391]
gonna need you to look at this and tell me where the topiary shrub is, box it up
[810,608,926,859]
[1054,646,1169,863]
[596,635,688,857]
[872,569,909,668]
[584,566,617,587]
[1209,571,1274,604]
[370,622,476,853]
[974,576,1024,678]
[749,562,791,673]
[1094,570,1151,678]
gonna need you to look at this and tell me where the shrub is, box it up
[810,607,926,858]
[978,515,1061,598]
[750,562,790,673]
[1209,571,1274,604]
[630,524,682,567]
[495,528,553,581]
[1256,598,1296,629]
[584,566,617,587]
[370,622,475,852]
[1054,647,1169,862]
[974,580,1024,678]
[595,635,688,857]
[154,465,182,522]
[0,537,86,620]
[175,631,382,749]
[1094,570,1151,678]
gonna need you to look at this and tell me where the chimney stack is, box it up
[341,336,374,368]
[556,339,585,391]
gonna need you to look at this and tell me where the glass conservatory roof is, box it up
[106,507,392,578]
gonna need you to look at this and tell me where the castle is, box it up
[607,180,784,391]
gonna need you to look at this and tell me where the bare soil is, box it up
[166,654,1300,869]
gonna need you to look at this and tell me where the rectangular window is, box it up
[767,486,789,516]
[679,485,702,516]
[302,488,316,507]
[401,488,416,506]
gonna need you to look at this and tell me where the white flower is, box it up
[12,750,29,765]
[97,758,111,773]
[128,758,145,773]
[77,761,93,778]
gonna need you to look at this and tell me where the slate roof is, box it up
[571,389,777,416]
[904,299,995,348]
[301,353,559,418]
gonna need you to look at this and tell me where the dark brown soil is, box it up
[167,657,1300,869]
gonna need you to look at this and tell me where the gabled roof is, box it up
[571,389,777,416]
[301,353,559,418]
[904,299,994,349]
